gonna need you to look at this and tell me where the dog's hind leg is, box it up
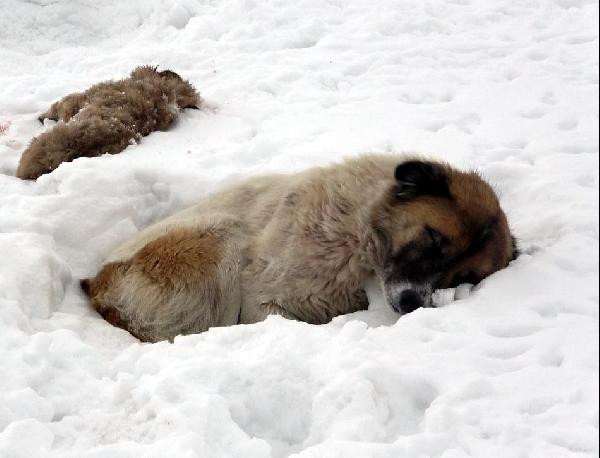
[81,225,242,342]
[38,92,88,123]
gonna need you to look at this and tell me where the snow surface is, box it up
[0,0,598,457]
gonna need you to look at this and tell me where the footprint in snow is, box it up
[486,322,543,338]
[519,108,547,119]
[557,119,578,131]
[482,343,530,360]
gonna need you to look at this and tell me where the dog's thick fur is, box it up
[16,66,202,180]
[81,155,517,342]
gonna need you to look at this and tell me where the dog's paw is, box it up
[38,114,58,124]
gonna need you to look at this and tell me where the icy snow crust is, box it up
[0,0,598,457]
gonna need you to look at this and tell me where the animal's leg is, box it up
[38,92,88,123]
[262,302,300,320]
[81,226,242,342]
[239,300,299,324]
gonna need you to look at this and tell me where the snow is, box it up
[0,0,598,457]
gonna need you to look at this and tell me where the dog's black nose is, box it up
[399,290,423,313]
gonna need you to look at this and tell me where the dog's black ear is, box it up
[394,160,449,200]
[159,70,182,80]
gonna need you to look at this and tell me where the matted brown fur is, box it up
[16,66,202,180]
[82,154,518,342]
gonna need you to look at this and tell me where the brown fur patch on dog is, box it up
[17,65,202,180]
[443,168,514,283]
[401,170,502,244]
[82,228,227,341]
[130,228,224,289]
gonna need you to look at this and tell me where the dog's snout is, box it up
[383,281,431,314]
[399,290,424,313]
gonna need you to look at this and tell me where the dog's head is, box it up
[373,159,518,314]
[130,66,202,109]
[158,69,202,110]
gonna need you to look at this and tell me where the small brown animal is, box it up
[81,154,518,342]
[16,66,202,180]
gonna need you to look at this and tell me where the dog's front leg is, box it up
[38,92,88,123]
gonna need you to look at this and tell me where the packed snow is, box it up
[0,0,598,457]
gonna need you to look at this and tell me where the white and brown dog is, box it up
[82,155,518,342]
